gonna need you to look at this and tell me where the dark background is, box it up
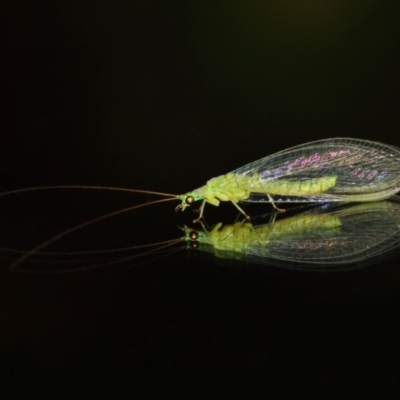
[1,1,400,397]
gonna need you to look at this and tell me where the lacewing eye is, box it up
[185,196,194,205]
[189,231,199,240]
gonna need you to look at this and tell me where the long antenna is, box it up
[8,196,178,271]
[0,185,178,198]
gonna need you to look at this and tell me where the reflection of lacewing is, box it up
[8,200,400,272]
[184,200,400,268]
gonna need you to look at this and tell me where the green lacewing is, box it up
[176,137,400,220]
[2,138,400,222]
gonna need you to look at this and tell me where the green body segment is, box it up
[262,175,337,195]
[189,212,342,254]
[178,173,338,213]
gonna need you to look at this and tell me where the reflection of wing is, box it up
[204,200,400,269]
[232,138,400,200]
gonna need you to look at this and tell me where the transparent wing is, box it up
[200,200,400,269]
[232,138,400,202]
[243,200,400,267]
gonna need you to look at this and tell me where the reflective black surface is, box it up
[2,1,400,397]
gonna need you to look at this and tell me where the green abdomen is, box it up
[257,176,337,196]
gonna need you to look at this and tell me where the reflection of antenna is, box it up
[5,237,184,274]
[8,196,177,271]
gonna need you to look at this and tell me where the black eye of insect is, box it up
[189,231,198,240]
[190,241,199,249]
[185,196,194,205]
